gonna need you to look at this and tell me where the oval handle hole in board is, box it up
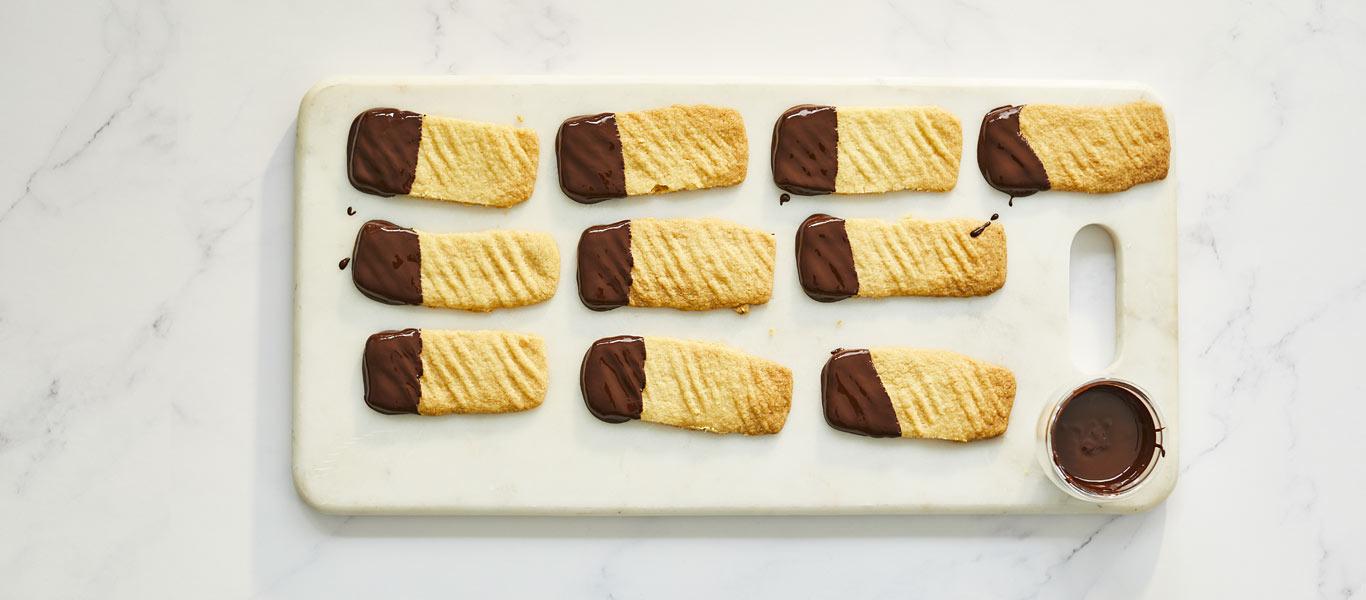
[1070,225,1117,372]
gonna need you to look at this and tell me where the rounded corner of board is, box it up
[300,77,350,104]
[293,465,346,515]
[297,77,359,125]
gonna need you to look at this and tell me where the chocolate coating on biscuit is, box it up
[347,108,423,196]
[557,113,628,203]
[771,105,838,195]
[977,105,1050,197]
[351,220,422,305]
[821,348,900,438]
[576,220,633,310]
[363,328,423,415]
[580,335,646,423]
[795,214,859,302]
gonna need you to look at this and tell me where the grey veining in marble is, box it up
[0,0,1363,597]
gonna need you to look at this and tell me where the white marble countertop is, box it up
[1,0,1363,597]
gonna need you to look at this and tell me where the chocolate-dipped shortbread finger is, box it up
[351,220,559,311]
[795,214,1006,302]
[771,105,961,195]
[581,336,792,435]
[363,329,547,415]
[347,108,539,207]
[556,105,748,203]
[577,218,775,312]
[977,101,1169,196]
[822,348,1016,441]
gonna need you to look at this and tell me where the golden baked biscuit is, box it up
[363,329,548,416]
[347,108,538,207]
[580,335,792,434]
[351,220,559,312]
[795,213,1006,302]
[821,347,1016,441]
[772,105,961,195]
[411,115,540,207]
[977,101,1169,196]
[576,218,775,312]
[836,106,962,193]
[557,105,748,203]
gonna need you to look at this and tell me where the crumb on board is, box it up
[733,304,750,315]
[836,320,844,328]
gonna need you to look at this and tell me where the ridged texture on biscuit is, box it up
[417,330,548,415]
[628,218,775,311]
[418,230,560,311]
[835,106,962,193]
[1019,101,1169,193]
[869,348,1016,441]
[844,216,1006,297]
[641,337,792,434]
[615,105,748,196]
[410,115,540,207]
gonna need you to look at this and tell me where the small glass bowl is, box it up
[1035,377,1166,503]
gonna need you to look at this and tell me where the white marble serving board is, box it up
[293,77,1178,515]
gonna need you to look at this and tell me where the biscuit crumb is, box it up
[733,304,750,315]
[768,328,775,337]
[836,320,844,328]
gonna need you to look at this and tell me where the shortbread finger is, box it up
[347,108,538,207]
[822,348,1016,441]
[795,214,1006,302]
[577,218,775,312]
[771,105,961,195]
[977,101,1169,196]
[581,336,792,434]
[351,220,559,311]
[363,329,547,415]
[556,105,748,203]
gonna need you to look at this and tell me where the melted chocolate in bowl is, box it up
[1050,381,1163,496]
